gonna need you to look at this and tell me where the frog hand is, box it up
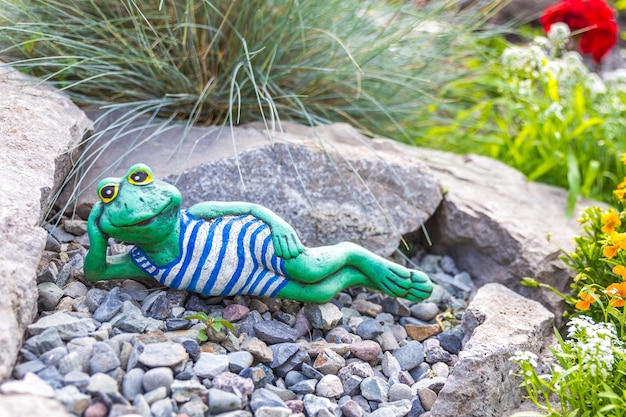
[271,223,305,260]
[87,202,108,245]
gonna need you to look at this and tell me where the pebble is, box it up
[86,373,119,394]
[0,372,55,397]
[409,302,440,322]
[208,388,242,413]
[193,352,229,378]
[138,341,189,368]
[350,340,381,361]
[417,386,438,411]
[355,318,384,340]
[313,348,346,375]
[223,304,250,322]
[304,302,343,330]
[143,367,174,394]
[387,383,413,402]
[392,341,424,371]
[253,320,299,344]
[316,374,343,398]
[360,376,389,402]
[89,342,120,374]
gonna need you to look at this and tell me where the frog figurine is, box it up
[84,163,434,303]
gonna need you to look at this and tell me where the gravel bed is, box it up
[2,218,476,417]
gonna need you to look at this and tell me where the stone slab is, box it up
[0,66,92,381]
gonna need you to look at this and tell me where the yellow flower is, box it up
[601,211,622,234]
[615,188,626,201]
[603,231,626,258]
[621,154,626,165]
[606,282,626,307]
[575,289,597,311]
[614,265,626,280]
[604,245,619,258]
[618,176,626,190]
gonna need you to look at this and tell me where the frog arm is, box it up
[188,201,305,259]
[84,202,149,281]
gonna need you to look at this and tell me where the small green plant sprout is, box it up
[184,312,235,343]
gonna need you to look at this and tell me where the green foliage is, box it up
[510,318,626,417]
[415,25,626,210]
[184,312,234,343]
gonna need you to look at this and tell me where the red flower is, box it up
[540,0,618,63]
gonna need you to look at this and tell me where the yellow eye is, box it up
[98,183,119,204]
[128,168,153,185]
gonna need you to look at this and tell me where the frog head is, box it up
[94,163,182,246]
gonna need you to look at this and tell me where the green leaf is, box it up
[196,330,208,342]
[219,318,236,333]
[566,152,581,217]
[184,312,210,321]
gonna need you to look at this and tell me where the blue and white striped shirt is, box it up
[130,211,289,297]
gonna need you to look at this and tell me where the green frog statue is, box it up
[84,163,433,303]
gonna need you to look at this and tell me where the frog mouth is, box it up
[113,199,173,228]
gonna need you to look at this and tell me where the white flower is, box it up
[510,350,539,368]
[547,22,571,48]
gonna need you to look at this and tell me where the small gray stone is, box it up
[38,282,64,310]
[193,352,229,378]
[63,371,90,392]
[208,388,242,413]
[424,339,452,365]
[143,367,174,394]
[342,375,364,396]
[387,383,413,402]
[431,362,450,378]
[356,318,384,340]
[86,372,119,394]
[223,303,250,322]
[227,350,254,372]
[381,297,411,317]
[285,370,308,387]
[37,263,58,285]
[341,399,364,417]
[141,291,170,320]
[138,341,188,368]
[410,302,440,322]
[301,362,324,380]
[35,327,64,354]
[382,351,402,379]
[250,388,287,412]
[179,396,208,417]
[55,385,91,415]
[133,394,151,417]
[58,350,85,375]
[315,374,343,398]
[253,320,299,344]
[89,342,121,374]
[313,348,345,375]
[28,311,97,340]
[417,386,437,411]
[304,303,343,330]
[240,337,273,363]
[150,398,174,417]
[290,379,317,395]
[170,379,208,403]
[436,330,463,355]
[361,376,389,403]
[369,407,397,417]
[268,343,300,368]
[35,366,64,389]
[254,406,292,417]
[303,394,341,417]
[122,367,145,399]
[351,299,383,317]
[392,341,424,371]
[212,372,255,406]
[63,281,88,298]
[144,386,168,405]
[0,372,55,397]
[273,348,310,378]
[40,346,68,367]
[85,288,108,313]
[350,340,381,361]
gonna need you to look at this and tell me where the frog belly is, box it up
[130,212,289,297]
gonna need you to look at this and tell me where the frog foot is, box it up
[376,265,433,302]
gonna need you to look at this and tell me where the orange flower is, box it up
[575,289,597,310]
[604,231,626,258]
[601,210,622,234]
[618,176,626,190]
[606,282,626,307]
[615,188,626,201]
[614,264,626,280]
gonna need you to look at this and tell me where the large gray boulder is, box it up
[66,117,443,255]
[412,148,590,320]
[0,66,91,384]
[430,283,554,417]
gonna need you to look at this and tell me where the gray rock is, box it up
[133,395,151,417]
[315,374,343,398]
[85,288,108,313]
[57,351,85,375]
[355,318,384,340]
[212,372,255,406]
[120,280,149,302]
[170,379,207,403]
[341,399,364,417]
[63,371,91,392]
[0,371,55,397]
[144,386,168,404]
[179,396,208,417]
[150,398,174,417]
[303,394,341,417]
[304,302,343,330]
[28,311,97,340]
[227,350,254,372]
[254,406,292,417]
[253,320,299,344]
[409,302,439,322]
[313,348,346,375]
[86,372,119,394]
[289,379,317,395]
[141,291,170,320]
[417,387,437,411]
[40,346,69,367]
[89,342,121,374]
[68,121,441,257]
[392,341,424,371]
[424,339,452,365]
[429,283,554,417]
[55,385,92,415]
[63,281,88,298]
[378,399,412,417]
[38,282,64,310]
[268,343,300,369]
[193,352,229,378]
[37,263,58,284]
[137,341,188,368]
[249,388,287,412]
[35,327,64,354]
[360,376,389,402]
[37,366,64,389]
[387,383,413,402]
[142,367,174,394]
[208,388,242,413]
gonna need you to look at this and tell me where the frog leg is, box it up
[280,242,433,303]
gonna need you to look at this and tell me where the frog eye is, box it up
[128,167,153,185]
[98,183,119,204]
